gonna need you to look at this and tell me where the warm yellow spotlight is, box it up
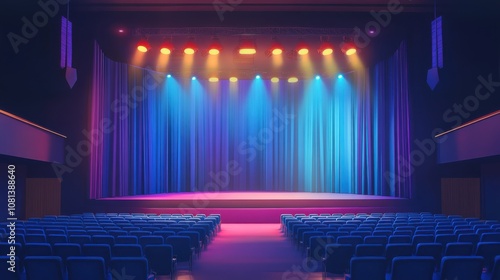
[297,48,309,55]
[208,38,222,55]
[137,39,150,53]
[272,48,283,55]
[239,48,256,55]
[345,48,357,56]
[160,48,171,55]
[341,41,357,56]
[318,41,334,56]
[229,77,238,82]
[184,48,196,55]
[209,77,219,82]
[271,77,279,83]
[287,77,298,83]
[239,40,256,55]
[159,40,173,55]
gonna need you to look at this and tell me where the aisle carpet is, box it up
[175,224,329,280]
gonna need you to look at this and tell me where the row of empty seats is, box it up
[0,213,221,280]
[281,212,500,279]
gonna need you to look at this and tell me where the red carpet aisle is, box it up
[175,224,327,280]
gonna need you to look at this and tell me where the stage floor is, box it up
[100,192,399,201]
[91,192,412,222]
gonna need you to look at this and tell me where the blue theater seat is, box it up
[25,256,64,280]
[439,256,483,280]
[110,257,152,280]
[67,256,107,280]
[347,257,386,280]
[144,245,175,277]
[391,256,434,280]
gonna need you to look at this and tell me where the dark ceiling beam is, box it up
[71,0,439,12]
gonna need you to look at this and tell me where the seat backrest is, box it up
[110,257,148,280]
[391,256,434,280]
[82,244,111,267]
[337,236,363,247]
[491,255,500,280]
[115,235,138,244]
[364,236,388,246]
[144,244,174,276]
[25,243,52,256]
[444,242,473,256]
[350,256,386,280]
[308,236,335,260]
[69,235,92,246]
[53,243,82,263]
[385,243,413,271]
[47,234,68,245]
[67,256,107,280]
[178,231,200,245]
[440,256,484,280]
[324,244,354,274]
[458,233,479,247]
[24,256,64,280]
[112,244,143,257]
[139,235,164,248]
[389,235,412,244]
[165,236,192,262]
[129,231,152,238]
[92,235,115,246]
[355,244,385,257]
[0,255,21,280]
[350,231,372,238]
[475,242,500,271]
[300,231,323,247]
[26,234,47,243]
[481,233,500,242]
[434,234,457,248]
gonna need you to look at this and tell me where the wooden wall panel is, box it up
[25,178,61,219]
[441,178,480,218]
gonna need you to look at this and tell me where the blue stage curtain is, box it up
[90,41,412,198]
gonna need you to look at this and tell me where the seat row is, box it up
[343,255,500,280]
[1,254,173,280]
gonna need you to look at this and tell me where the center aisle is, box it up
[178,223,322,280]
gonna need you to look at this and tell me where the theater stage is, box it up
[90,192,412,223]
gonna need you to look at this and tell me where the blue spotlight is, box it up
[315,75,321,80]
[167,74,172,78]
[337,74,343,79]
[191,76,196,81]
[255,74,261,79]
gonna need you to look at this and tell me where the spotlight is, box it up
[296,40,309,55]
[315,75,321,80]
[255,75,261,79]
[341,38,357,56]
[229,77,238,82]
[167,74,172,78]
[208,38,222,55]
[337,74,343,79]
[191,76,197,80]
[288,77,298,83]
[184,39,197,55]
[137,39,151,53]
[160,40,174,55]
[269,38,283,55]
[239,40,256,55]
[209,77,219,82]
[318,42,333,56]
[271,77,279,83]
